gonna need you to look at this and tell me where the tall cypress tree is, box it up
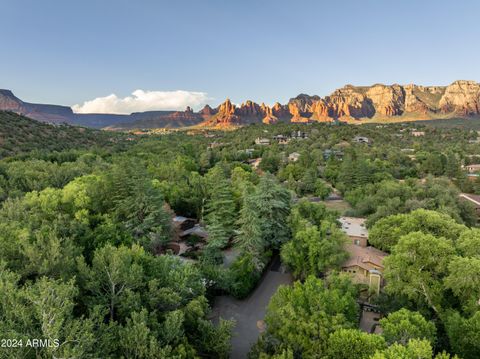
[204,166,236,249]
[235,188,264,270]
[235,174,291,271]
[254,174,291,249]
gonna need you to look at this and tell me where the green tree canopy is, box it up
[369,209,465,252]
[380,309,436,346]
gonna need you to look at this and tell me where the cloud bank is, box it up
[72,89,210,114]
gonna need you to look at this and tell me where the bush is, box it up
[227,253,263,299]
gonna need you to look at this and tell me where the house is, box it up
[291,130,308,139]
[273,134,291,145]
[244,148,254,156]
[288,152,301,162]
[255,137,270,146]
[325,191,343,201]
[173,216,196,231]
[323,149,344,161]
[341,244,387,294]
[168,216,202,255]
[353,136,370,144]
[208,142,228,149]
[459,193,480,216]
[411,131,425,137]
[464,164,480,174]
[179,224,209,240]
[339,216,369,247]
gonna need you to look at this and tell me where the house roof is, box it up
[343,244,387,272]
[180,225,209,239]
[339,217,368,238]
[353,136,369,142]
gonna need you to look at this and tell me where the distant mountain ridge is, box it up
[1,80,480,129]
[0,89,74,122]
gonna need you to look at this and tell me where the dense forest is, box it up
[1,111,480,358]
[0,112,129,157]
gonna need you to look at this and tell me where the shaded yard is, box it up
[322,199,352,214]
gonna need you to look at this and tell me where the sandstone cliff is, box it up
[2,80,480,129]
[439,80,480,115]
[145,80,480,128]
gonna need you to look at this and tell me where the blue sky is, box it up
[2,0,480,112]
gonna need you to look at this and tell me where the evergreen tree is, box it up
[235,189,264,270]
[254,174,291,249]
[204,166,236,249]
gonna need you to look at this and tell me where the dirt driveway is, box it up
[211,257,293,358]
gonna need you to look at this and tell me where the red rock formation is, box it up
[288,102,301,119]
[310,100,333,122]
[325,86,372,119]
[272,102,290,119]
[3,80,480,130]
[404,85,431,114]
[199,104,215,119]
[200,99,240,128]
[260,103,278,124]
[237,100,262,117]
[366,84,405,116]
[439,80,480,115]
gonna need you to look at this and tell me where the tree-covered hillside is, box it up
[0,111,126,158]
[1,120,480,358]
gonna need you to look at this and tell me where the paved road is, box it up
[211,258,293,358]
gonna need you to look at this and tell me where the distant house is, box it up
[243,148,254,156]
[464,164,480,174]
[208,142,223,149]
[325,192,343,201]
[459,193,480,216]
[353,136,370,144]
[339,216,368,247]
[342,244,387,294]
[323,149,344,161]
[291,130,308,139]
[411,131,425,137]
[288,152,301,162]
[255,137,270,146]
[273,134,291,145]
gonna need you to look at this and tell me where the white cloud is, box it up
[72,89,210,114]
